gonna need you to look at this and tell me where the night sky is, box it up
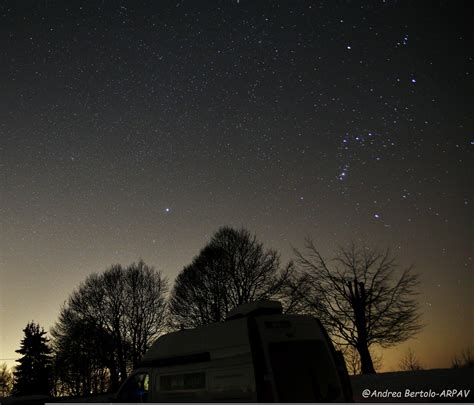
[1,0,473,372]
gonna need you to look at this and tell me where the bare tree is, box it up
[124,261,168,368]
[169,227,297,328]
[52,260,167,392]
[169,245,231,328]
[339,346,383,375]
[294,240,422,374]
[399,348,423,371]
[52,315,114,396]
[452,347,474,368]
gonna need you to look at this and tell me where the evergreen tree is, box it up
[13,322,53,396]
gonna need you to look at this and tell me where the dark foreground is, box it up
[2,368,473,404]
[351,367,473,402]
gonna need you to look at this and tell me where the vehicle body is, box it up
[114,300,352,402]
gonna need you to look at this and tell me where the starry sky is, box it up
[1,0,473,372]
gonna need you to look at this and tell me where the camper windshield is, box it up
[116,372,150,402]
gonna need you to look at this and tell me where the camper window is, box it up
[160,372,206,391]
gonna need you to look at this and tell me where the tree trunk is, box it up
[349,280,376,374]
[108,363,119,392]
[357,343,376,374]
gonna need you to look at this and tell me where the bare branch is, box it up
[294,240,423,374]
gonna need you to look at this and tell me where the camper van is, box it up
[113,301,352,402]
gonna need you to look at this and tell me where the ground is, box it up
[351,368,474,402]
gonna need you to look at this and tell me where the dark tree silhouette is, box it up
[13,322,53,396]
[169,226,299,328]
[399,348,423,371]
[451,347,474,369]
[51,260,167,392]
[339,345,383,375]
[52,316,113,396]
[294,241,422,374]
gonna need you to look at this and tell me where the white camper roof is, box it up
[226,300,282,320]
[141,317,250,365]
[141,301,283,366]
